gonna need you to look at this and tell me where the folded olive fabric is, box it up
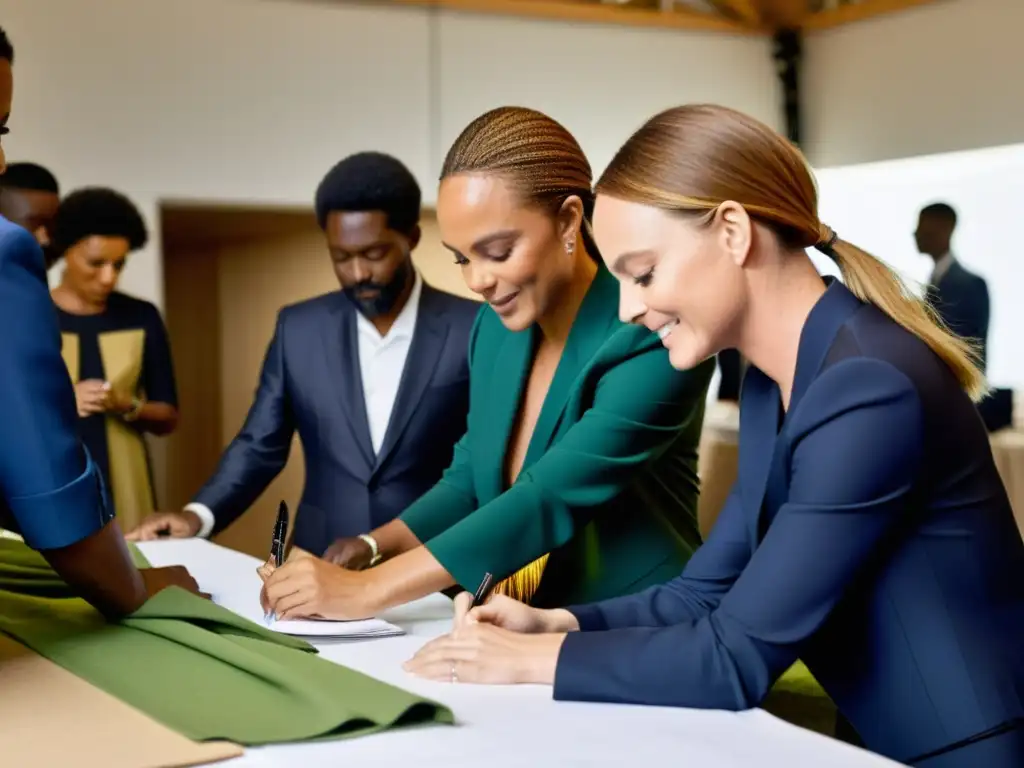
[0,539,453,745]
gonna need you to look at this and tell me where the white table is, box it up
[138,539,903,768]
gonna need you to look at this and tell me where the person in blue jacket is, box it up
[406,105,1024,768]
[0,26,199,617]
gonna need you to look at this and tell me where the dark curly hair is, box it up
[314,151,421,233]
[1,162,59,193]
[52,187,148,258]
[0,26,13,64]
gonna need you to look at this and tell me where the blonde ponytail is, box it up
[819,228,988,402]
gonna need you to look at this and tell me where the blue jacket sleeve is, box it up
[554,359,924,710]
[0,224,112,550]
[194,311,295,531]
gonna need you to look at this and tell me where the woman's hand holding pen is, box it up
[453,591,580,634]
[260,556,380,621]
[404,591,580,685]
[404,617,567,685]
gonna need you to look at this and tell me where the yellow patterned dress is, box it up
[56,292,178,532]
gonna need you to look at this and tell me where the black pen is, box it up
[265,501,289,624]
[471,572,495,608]
[272,500,289,568]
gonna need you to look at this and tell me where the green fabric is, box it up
[0,539,453,745]
[763,661,837,737]
[402,265,716,608]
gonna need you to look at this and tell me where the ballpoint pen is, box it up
[471,572,494,608]
[265,500,289,624]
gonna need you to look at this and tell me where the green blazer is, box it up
[401,265,714,607]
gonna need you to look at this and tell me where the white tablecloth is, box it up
[137,539,902,768]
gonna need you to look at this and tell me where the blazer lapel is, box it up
[739,367,781,551]
[521,266,619,471]
[372,288,449,473]
[323,298,375,470]
[478,324,535,502]
[787,279,863,412]
[743,279,864,548]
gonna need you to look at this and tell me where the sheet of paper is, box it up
[217,593,404,639]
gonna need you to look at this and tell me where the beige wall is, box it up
[7,0,779,311]
[160,206,473,557]
[805,0,1024,167]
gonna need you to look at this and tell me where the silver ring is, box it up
[450,662,458,684]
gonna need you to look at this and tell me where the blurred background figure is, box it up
[50,187,179,531]
[0,161,59,267]
[914,201,1012,431]
[915,202,990,369]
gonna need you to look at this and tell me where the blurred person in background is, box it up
[914,202,1011,431]
[0,161,59,267]
[0,25,200,616]
[127,152,479,558]
[915,202,990,369]
[50,187,179,532]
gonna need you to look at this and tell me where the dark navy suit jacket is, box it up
[0,216,112,550]
[927,260,990,369]
[195,284,478,555]
[555,281,1024,767]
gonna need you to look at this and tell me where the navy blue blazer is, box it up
[194,283,479,554]
[0,216,112,550]
[555,281,1024,767]
[927,260,990,369]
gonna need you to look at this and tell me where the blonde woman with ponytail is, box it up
[407,105,1024,768]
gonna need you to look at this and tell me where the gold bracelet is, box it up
[123,397,145,422]
[357,534,382,566]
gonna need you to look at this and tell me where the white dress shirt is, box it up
[930,251,954,287]
[185,273,423,539]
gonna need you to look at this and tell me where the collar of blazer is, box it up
[475,264,624,499]
[738,278,863,547]
[323,280,452,472]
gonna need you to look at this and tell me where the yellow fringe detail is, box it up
[491,553,550,604]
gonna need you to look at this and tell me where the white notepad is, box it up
[264,615,404,639]
[214,591,404,639]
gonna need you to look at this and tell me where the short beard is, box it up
[343,258,412,318]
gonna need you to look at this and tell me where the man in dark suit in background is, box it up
[915,202,990,369]
[0,161,60,268]
[128,152,479,562]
